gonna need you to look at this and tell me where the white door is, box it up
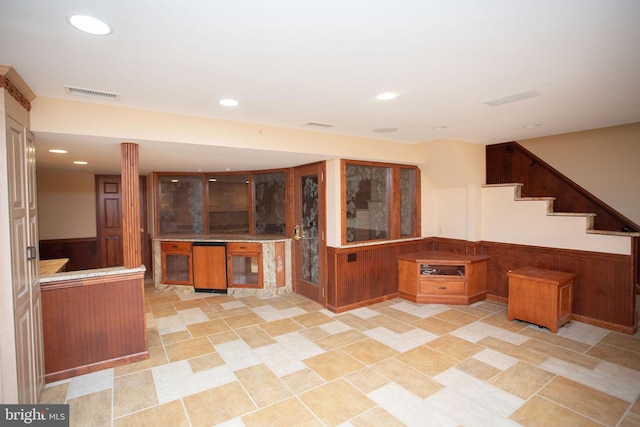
[26,128,44,396]
[6,116,43,403]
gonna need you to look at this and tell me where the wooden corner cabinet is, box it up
[398,251,489,305]
[507,267,575,333]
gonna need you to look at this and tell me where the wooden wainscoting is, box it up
[479,240,635,333]
[327,237,636,333]
[39,237,100,271]
[41,269,148,382]
[327,239,432,313]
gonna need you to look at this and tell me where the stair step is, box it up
[548,212,596,217]
[483,183,640,236]
[586,229,640,237]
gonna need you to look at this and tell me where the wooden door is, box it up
[96,175,149,273]
[293,162,326,304]
[96,175,123,267]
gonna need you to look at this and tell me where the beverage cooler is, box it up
[192,242,228,293]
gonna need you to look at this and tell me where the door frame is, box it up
[292,161,327,306]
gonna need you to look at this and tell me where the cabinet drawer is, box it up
[227,242,261,253]
[419,279,465,294]
[161,241,192,252]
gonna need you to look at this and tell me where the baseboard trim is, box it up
[44,351,149,383]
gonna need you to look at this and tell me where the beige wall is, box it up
[480,185,631,255]
[518,122,640,227]
[417,139,485,240]
[36,170,96,240]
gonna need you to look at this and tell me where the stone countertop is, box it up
[154,234,290,243]
[39,265,146,284]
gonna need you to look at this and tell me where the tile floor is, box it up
[40,284,640,426]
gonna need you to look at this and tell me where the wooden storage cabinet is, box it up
[398,251,489,305]
[507,267,575,333]
[161,241,193,285]
[227,242,262,288]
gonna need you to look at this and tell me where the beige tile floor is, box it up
[40,284,640,426]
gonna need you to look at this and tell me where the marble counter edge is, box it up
[40,265,146,283]
[154,235,290,243]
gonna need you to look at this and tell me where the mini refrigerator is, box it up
[192,242,227,293]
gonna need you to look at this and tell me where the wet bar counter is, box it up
[153,235,292,297]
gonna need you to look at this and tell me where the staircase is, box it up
[486,142,640,234]
[485,142,640,294]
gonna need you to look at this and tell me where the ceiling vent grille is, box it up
[482,89,541,107]
[305,121,334,128]
[64,85,120,100]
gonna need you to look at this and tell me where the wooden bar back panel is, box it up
[41,272,147,382]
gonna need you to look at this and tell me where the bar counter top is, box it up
[154,234,289,242]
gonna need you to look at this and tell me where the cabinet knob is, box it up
[438,286,447,290]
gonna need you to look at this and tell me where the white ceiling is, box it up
[2,0,639,174]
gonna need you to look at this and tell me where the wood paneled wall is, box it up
[327,239,432,312]
[476,240,635,333]
[39,238,100,271]
[41,271,148,382]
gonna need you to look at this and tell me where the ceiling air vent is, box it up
[305,121,334,128]
[482,89,541,107]
[64,85,120,100]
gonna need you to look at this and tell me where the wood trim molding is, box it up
[0,75,32,111]
[44,351,149,383]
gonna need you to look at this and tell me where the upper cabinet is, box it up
[253,171,287,235]
[207,174,250,234]
[153,170,288,236]
[157,174,204,234]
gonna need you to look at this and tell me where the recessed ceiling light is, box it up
[48,149,68,154]
[431,126,448,130]
[372,127,399,133]
[523,124,541,129]
[68,14,112,35]
[73,160,88,165]
[219,99,239,107]
[376,92,397,101]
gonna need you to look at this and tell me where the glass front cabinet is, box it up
[227,242,262,288]
[161,241,193,285]
[154,171,287,237]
